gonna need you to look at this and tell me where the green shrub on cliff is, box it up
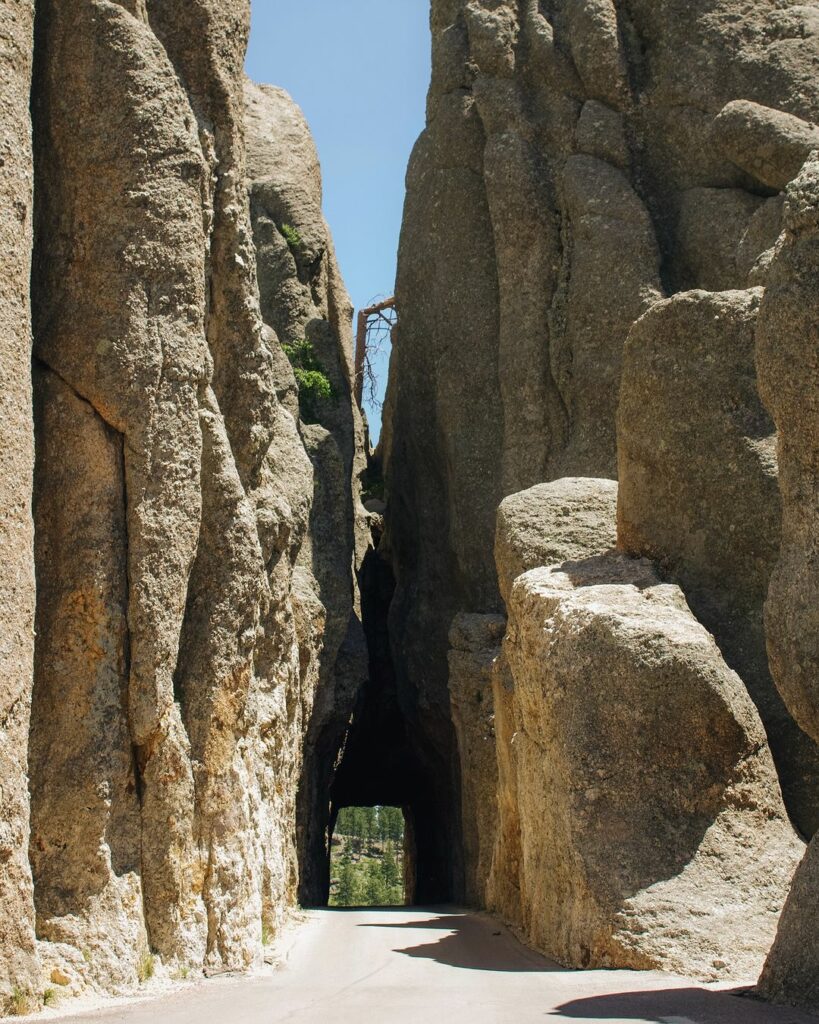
[282,339,334,424]
[280,222,302,250]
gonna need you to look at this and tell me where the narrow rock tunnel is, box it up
[297,501,465,908]
[5,0,819,1014]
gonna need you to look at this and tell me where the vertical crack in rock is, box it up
[30,364,147,990]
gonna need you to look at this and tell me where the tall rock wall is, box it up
[0,0,364,1011]
[0,0,38,1010]
[243,80,370,908]
[384,0,819,1004]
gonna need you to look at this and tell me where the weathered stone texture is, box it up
[3,0,819,1012]
[0,0,38,1011]
[22,0,362,997]
[448,613,506,906]
[383,0,819,996]
[618,288,819,836]
[486,479,620,933]
[495,478,617,605]
[243,80,370,909]
[502,555,802,979]
[756,155,819,1012]
[30,367,148,992]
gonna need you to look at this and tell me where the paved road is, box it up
[44,908,816,1024]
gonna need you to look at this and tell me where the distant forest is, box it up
[329,806,405,907]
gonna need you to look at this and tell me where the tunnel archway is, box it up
[297,517,465,908]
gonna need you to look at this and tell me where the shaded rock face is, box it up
[2,0,364,1005]
[501,555,802,980]
[243,80,370,909]
[448,612,506,906]
[756,155,819,1011]
[0,0,38,1010]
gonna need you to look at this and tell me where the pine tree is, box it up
[362,806,376,850]
[381,841,400,889]
[364,861,387,906]
[336,852,356,906]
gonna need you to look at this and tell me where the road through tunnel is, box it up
[297,505,465,909]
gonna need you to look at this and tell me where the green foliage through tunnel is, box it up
[329,806,405,907]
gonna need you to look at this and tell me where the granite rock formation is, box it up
[382,0,819,1005]
[0,0,38,1009]
[486,478,618,922]
[243,78,370,911]
[500,554,802,979]
[618,288,819,836]
[2,0,819,1015]
[756,154,819,1011]
[1,0,364,1011]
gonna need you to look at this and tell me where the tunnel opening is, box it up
[297,504,465,909]
[329,806,406,907]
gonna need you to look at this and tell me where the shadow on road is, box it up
[357,911,562,973]
[552,986,817,1023]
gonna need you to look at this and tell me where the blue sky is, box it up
[246,1,431,440]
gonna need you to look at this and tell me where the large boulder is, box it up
[500,554,803,979]
[756,156,819,1013]
[487,479,618,925]
[495,478,618,604]
[713,100,819,191]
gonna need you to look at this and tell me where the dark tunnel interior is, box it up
[297,515,465,908]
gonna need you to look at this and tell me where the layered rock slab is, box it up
[756,156,819,1013]
[501,554,802,979]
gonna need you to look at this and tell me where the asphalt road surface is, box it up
[40,908,817,1024]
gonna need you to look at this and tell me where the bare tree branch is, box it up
[355,297,397,409]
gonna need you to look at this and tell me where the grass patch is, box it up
[43,988,58,1007]
[137,952,155,984]
[10,987,35,1016]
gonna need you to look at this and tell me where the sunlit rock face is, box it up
[0,0,364,1010]
[501,553,802,980]
[0,0,39,1011]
